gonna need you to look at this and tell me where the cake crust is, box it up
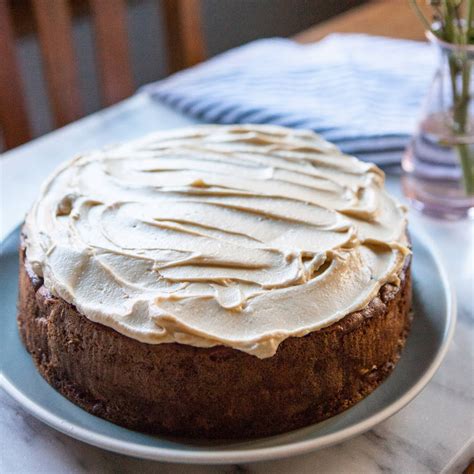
[18,239,412,439]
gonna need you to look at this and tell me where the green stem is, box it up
[457,143,474,193]
[409,0,474,194]
[448,55,460,105]
[442,0,455,42]
[467,0,474,42]
[409,0,433,32]
[449,55,474,194]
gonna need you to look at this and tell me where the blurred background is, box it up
[1,0,364,150]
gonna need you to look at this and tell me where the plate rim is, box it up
[0,225,457,465]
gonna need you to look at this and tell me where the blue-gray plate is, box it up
[0,226,456,464]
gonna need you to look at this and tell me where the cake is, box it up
[18,124,412,439]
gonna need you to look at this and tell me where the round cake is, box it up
[18,124,412,439]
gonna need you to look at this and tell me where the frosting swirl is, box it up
[24,125,409,358]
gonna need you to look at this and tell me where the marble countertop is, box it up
[1,94,473,473]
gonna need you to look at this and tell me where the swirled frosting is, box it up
[24,125,409,358]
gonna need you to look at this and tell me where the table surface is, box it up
[1,2,473,473]
[295,0,427,43]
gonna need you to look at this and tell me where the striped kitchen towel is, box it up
[144,34,436,165]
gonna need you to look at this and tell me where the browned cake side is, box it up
[18,242,412,439]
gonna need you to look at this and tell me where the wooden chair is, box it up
[0,0,205,150]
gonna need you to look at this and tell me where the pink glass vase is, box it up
[402,31,474,219]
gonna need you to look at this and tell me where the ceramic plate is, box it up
[0,226,456,464]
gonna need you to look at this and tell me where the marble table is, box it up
[1,93,473,473]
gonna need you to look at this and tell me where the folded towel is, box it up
[144,34,436,165]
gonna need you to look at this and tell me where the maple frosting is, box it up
[24,124,409,358]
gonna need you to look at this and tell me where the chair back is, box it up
[0,0,205,150]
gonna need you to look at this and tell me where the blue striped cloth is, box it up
[144,34,436,165]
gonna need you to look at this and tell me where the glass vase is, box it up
[402,31,474,219]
